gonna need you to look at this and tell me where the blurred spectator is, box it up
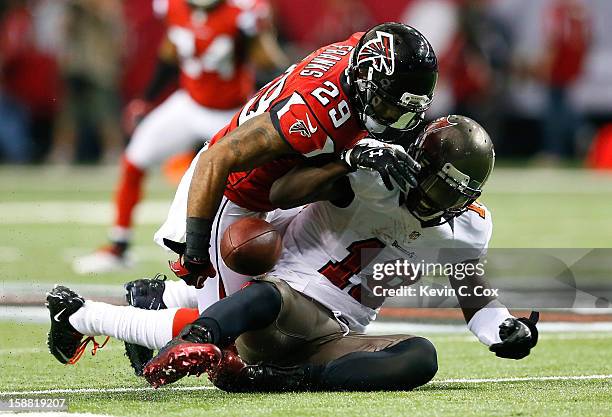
[534,0,591,164]
[50,0,124,164]
[0,0,60,163]
[305,0,374,51]
[444,0,513,142]
[273,0,375,54]
[400,0,459,117]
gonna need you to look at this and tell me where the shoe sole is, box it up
[124,342,153,376]
[45,288,84,364]
[143,343,222,388]
[47,324,71,364]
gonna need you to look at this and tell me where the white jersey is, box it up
[271,168,492,333]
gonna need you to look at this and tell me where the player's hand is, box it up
[122,98,152,135]
[489,311,539,360]
[341,144,420,192]
[168,254,216,289]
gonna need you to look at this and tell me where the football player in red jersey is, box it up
[45,116,539,390]
[73,0,289,274]
[153,22,438,312]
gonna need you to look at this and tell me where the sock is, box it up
[172,308,199,337]
[162,279,199,309]
[109,226,132,247]
[114,156,145,230]
[68,301,177,350]
[193,281,282,347]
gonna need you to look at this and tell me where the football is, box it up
[220,217,282,276]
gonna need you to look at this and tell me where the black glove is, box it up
[341,144,420,191]
[489,311,539,360]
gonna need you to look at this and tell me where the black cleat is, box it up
[124,274,168,310]
[123,274,168,376]
[206,346,314,392]
[46,285,85,364]
[237,363,312,392]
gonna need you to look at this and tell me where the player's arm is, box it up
[448,262,539,360]
[241,1,289,71]
[124,36,179,133]
[270,158,354,209]
[180,113,296,285]
[247,30,290,71]
[142,36,179,102]
[448,260,497,324]
[271,135,426,209]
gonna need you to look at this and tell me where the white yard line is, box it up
[367,320,612,334]
[1,375,610,396]
[4,168,612,226]
[2,306,612,332]
[62,247,169,263]
[433,374,612,384]
[0,201,170,225]
[0,246,21,262]
[0,386,216,396]
[0,414,113,417]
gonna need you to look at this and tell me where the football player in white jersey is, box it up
[46,115,538,391]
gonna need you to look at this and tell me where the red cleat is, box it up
[207,346,248,391]
[143,341,222,388]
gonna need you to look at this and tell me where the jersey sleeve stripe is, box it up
[269,96,298,152]
[300,94,337,150]
[277,91,338,153]
[304,136,335,157]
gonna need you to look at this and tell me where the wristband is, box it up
[467,299,513,346]
[185,217,213,259]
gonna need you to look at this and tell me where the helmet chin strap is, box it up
[413,210,444,222]
[359,67,392,139]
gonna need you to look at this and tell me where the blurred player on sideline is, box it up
[74,0,289,274]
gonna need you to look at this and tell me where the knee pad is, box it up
[388,337,438,389]
[410,337,438,383]
[410,337,438,386]
[241,281,282,312]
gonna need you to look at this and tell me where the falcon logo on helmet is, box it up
[356,31,395,76]
[348,23,438,141]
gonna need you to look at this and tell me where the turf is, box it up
[0,322,610,416]
[1,166,612,416]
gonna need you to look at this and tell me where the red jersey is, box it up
[544,1,590,86]
[162,0,268,109]
[209,33,368,212]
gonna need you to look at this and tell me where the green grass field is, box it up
[1,165,612,416]
[0,322,610,416]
